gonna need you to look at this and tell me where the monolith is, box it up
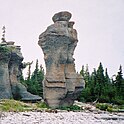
[38,11,85,108]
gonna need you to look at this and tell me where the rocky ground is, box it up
[0,111,124,124]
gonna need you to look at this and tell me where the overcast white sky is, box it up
[0,0,124,77]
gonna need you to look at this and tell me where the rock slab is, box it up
[38,11,85,108]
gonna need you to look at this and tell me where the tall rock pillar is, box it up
[7,42,42,101]
[38,11,85,108]
[0,43,12,98]
[0,41,42,101]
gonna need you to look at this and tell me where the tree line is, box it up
[20,61,124,105]
[20,59,44,97]
[79,62,124,105]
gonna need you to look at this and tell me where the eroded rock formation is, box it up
[0,42,12,99]
[38,11,85,108]
[0,41,41,101]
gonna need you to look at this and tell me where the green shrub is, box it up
[96,103,109,111]
[58,105,81,111]
[107,107,113,112]
[36,102,48,108]
[69,105,81,111]
[96,103,124,112]
[107,107,119,112]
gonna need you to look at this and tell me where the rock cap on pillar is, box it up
[52,11,72,23]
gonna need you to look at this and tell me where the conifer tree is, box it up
[90,68,97,101]
[80,65,85,77]
[1,26,6,42]
[105,68,110,84]
[79,64,93,102]
[84,64,90,87]
[28,59,44,97]
[96,62,105,99]
[79,63,124,104]
[20,60,44,97]
[115,65,124,99]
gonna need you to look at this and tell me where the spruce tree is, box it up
[90,68,97,101]
[105,68,110,84]
[96,62,105,100]
[1,26,6,42]
[84,64,90,87]
[79,63,124,104]
[21,60,44,97]
[115,65,124,99]
[29,59,44,97]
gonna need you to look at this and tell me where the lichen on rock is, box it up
[38,11,85,108]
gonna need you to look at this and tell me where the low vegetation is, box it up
[96,103,124,112]
[19,62,124,113]
[0,99,124,113]
[0,99,48,112]
[57,105,81,111]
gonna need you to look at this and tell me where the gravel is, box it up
[0,111,124,124]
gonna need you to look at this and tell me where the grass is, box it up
[0,99,48,112]
[0,99,81,112]
[0,99,123,112]
[96,103,124,112]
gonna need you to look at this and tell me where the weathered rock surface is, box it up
[52,11,72,22]
[38,11,85,108]
[0,46,12,99]
[0,41,42,101]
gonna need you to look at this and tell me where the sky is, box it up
[0,0,124,77]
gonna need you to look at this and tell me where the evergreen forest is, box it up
[79,63,124,105]
[20,59,44,97]
[21,61,124,105]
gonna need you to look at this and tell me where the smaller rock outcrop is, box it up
[0,41,42,101]
[38,11,85,108]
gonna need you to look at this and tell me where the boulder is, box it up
[38,11,85,108]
